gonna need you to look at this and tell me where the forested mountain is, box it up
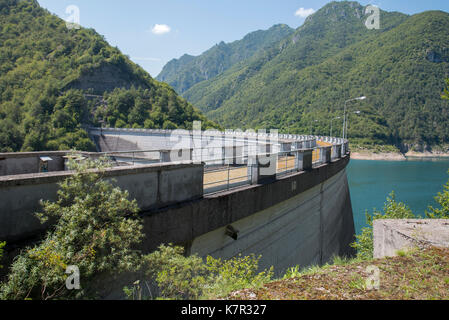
[0,0,219,152]
[156,24,294,94]
[174,1,449,151]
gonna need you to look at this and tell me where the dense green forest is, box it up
[156,24,294,94]
[0,0,219,152]
[176,1,449,151]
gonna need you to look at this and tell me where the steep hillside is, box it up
[156,24,294,94]
[184,2,407,113]
[180,1,449,150]
[0,0,218,152]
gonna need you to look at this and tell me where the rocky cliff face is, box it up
[65,63,150,94]
[426,48,449,63]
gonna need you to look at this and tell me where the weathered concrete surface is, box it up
[0,162,203,244]
[374,219,449,259]
[189,168,354,276]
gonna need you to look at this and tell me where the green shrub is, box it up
[205,254,273,299]
[137,244,273,300]
[442,79,449,100]
[0,156,143,300]
[142,245,209,300]
[351,191,416,260]
[0,242,5,269]
[426,170,449,219]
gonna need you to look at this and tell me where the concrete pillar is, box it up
[319,146,332,164]
[295,149,313,171]
[257,153,277,182]
[280,142,292,153]
[258,143,272,155]
[221,134,226,165]
[247,156,258,185]
[247,153,277,184]
[293,141,302,150]
[332,144,342,160]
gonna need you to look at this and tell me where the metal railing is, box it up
[87,130,349,195]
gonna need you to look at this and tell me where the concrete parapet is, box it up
[0,162,204,244]
[0,151,69,176]
[373,219,449,259]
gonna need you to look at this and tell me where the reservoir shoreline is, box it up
[351,150,449,161]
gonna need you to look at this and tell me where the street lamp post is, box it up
[346,111,362,139]
[310,119,319,136]
[330,116,341,137]
[343,96,366,140]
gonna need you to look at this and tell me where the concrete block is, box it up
[295,149,313,171]
[332,144,342,160]
[257,154,278,183]
[373,219,449,259]
[319,146,332,164]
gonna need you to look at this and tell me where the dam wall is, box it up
[138,155,355,277]
[0,128,355,298]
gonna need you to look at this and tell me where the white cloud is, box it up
[151,24,171,35]
[294,7,315,18]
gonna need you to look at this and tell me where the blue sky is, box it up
[38,0,449,77]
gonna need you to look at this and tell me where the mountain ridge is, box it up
[168,1,448,150]
[156,24,294,94]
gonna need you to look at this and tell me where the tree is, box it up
[426,170,449,219]
[0,242,5,270]
[0,156,144,300]
[443,79,449,100]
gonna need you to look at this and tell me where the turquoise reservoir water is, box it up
[347,158,449,235]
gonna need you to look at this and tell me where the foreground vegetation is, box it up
[0,157,273,300]
[228,171,449,300]
[229,247,449,300]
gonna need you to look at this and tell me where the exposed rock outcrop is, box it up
[65,63,150,94]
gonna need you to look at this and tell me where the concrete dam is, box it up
[0,127,356,287]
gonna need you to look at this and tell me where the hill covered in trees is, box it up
[0,0,219,152]
[168,1,449,152]
[156,24,294,94]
